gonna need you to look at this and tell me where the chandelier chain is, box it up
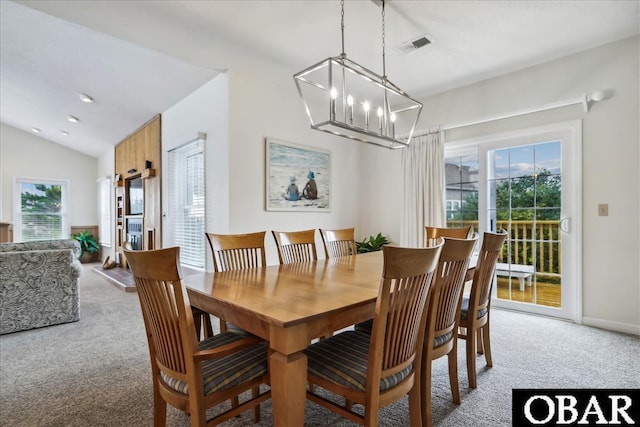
[340,0,345,56]
[381,0,386,78]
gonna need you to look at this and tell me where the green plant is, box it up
[71,231,99,254]
[356,232,390,254]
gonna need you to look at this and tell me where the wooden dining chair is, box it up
[123,247,271,426]
[205,231,266,332]
[206,231,267,273]
[421,234,478,426]
[458,230,508,388]
[424,225,472,247]
[304,243,444,426]
[271,229,318,264]
[319,227,357,258]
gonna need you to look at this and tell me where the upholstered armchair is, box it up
[0,239,83,334]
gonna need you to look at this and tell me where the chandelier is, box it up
[294,0,422,149]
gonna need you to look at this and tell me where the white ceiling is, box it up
[2,0,638,158]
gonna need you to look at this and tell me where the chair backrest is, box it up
[426,234,478,350]
[271,229,318,264]
[469,231,508,314]
[319,227,356,258]
[424,225,472,247]
[124,247,197,380]
[206,231,267,272]
[367,242,443,393]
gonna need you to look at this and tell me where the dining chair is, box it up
[206,231,267,273]
[421,234,478,426]
[205,231,267,332]
[319,227,357,258]
[458,230,508,388]
[123,247,271,426]
[424,225,472,247]
[304,243,444,426]
[271,229,318,264]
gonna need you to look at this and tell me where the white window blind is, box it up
[168,138,205,268]
[14,178,68,242]
[97,176,112,246]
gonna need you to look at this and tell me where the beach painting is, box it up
[266,138,330,211]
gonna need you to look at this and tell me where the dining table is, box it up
[183,250,477,426]
[183,251,384,426]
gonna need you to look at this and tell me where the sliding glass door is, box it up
[446,121,581,321]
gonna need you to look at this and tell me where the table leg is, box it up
[270,350,307,426]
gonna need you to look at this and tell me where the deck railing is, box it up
[447,220,561,278]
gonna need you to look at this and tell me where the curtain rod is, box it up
[412,90,605,137]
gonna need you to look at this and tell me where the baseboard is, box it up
[582,316,640,336]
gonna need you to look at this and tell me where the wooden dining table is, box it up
[183,251,385,427]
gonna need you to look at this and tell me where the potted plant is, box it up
[356,232,390,254]
[71,231,100,263]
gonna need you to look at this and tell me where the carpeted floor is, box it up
[1,263,638,426]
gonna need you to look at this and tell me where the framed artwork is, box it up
[265,138,331,212]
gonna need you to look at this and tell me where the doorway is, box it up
[446,120,582,321]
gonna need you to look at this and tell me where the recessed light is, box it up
[61,130,69,136]
[31,127,41,133]
[79,93,94,103]
[67,115,80,123]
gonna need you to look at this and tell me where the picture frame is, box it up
[265,138,331,212]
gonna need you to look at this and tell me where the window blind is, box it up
[97,176,112,246]
[15,179,68,242]
[168,138,205,268]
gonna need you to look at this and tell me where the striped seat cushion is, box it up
[355,319,452,348]
[460,297,488,321]
[305,330,412,392]
[160,332,267,395]
[433,331,454,348]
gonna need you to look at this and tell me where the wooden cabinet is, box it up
[0,222,12,243]
[114,115,162,263]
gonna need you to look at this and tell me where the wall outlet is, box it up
[598,204,608,216]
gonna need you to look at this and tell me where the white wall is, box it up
[97,148,115,257]
[227,69,362,265]
[0,123,99,234]
[162,69,362,267]
[361,36,640,334]
[161,74,229,271]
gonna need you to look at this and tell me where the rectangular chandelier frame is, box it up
[294,55,423,150]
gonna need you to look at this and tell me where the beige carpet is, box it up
[1,263,638,426]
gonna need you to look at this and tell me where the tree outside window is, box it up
[17,180,66,241]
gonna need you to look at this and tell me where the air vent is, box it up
[412,36,431,49]
[399,34,432,53]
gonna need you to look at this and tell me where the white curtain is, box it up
[400,130,446,247]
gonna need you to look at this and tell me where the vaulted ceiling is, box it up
[1,0,638,158]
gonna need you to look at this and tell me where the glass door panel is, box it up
[446,121,580,321]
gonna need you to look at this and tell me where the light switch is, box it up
[598,204,608,216]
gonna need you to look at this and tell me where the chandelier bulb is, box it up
[330,87,338,99]
[347,95,354,106]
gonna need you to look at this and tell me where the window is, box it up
[14,178,68,242]
[97,176,112,246]
[168,138,205,268]
[445,150,479,227]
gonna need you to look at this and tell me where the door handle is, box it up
[559,217,570,233]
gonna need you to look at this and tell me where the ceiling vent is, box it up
[399,34,432,53]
